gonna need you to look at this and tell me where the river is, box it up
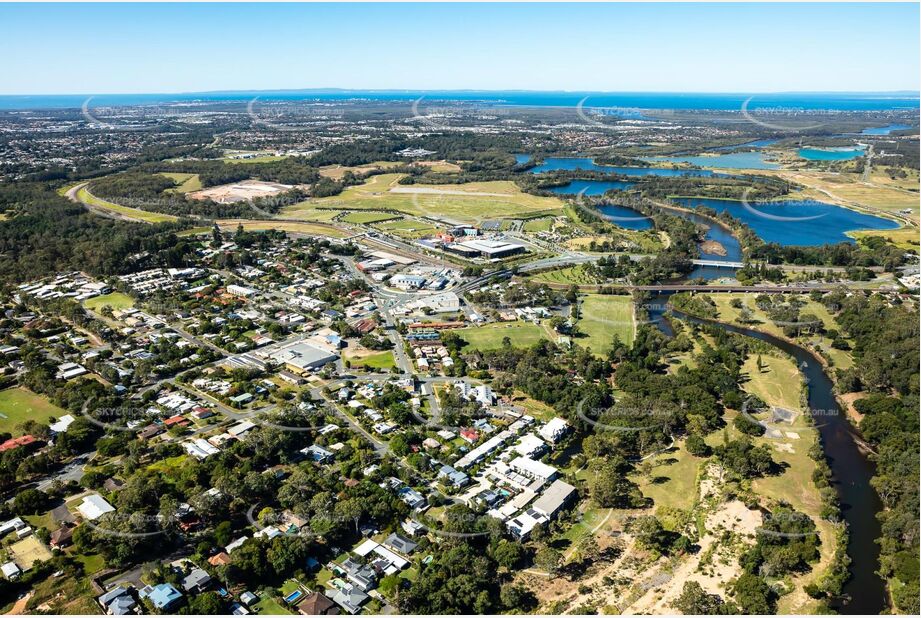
[643,295,888,614]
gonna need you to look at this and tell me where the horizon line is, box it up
[2,88,920,98]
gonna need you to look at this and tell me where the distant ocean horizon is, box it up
[0,89,918,111]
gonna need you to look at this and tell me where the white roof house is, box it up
[509,456,558,482]
[49,414,76,434]
[538,417,570,444]
[78,494,115,521]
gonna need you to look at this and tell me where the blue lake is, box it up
[798,147,866,161]
[529,157,721,177]
[860,124,910,135]
[596,204,654,231]
[673,197,899,246]
[713,138,780,151]
[514,154,532,165]
[642,151,779,170]
[548,179,635,196]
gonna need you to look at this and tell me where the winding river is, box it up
[645,297,887,614]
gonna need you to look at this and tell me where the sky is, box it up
[1,2,918,94]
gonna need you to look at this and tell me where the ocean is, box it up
[0,90,917,111]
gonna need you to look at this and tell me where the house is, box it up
[50,525,75,549]
[382,532,417,555]
[0,434,42,453]
[301,444,334,464]
[459,428,479,444]
[506,508,549,540]
[509,456,558,483]
[532,479,577,519]
[279,370,306,385]
[225,536,248,554]
[229,393,254,406]
[341,557,376,591]
[513,433,547,459]
[209,551,232,566]
[437,464,470,489]
[240,591,259,607]
[397,487,426,510]
[138,424,164,440]
[538,417,570,444]
[330,588,368,615]
[228,420,256,439]
[296,591,338,615]
[139,583,183,611]
[1,562,20,580]
[181,567,212,593]
[98,586,137,615]
[164,414,190,428]
[78,494,115,521]
[49,414,76,434]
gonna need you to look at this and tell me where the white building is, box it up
[538,417,570,444]
[78,494,115,521]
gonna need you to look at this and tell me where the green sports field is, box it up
[340,211,400,224]
[84,292,135,312]
[345,350,396,369]
[456,321,550,351]
[0,387,66,435]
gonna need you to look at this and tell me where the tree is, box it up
[674,581,729,614]
[493,539,525,569]
[534,546,562,575]
[732,573,775,614]
[183,591,226,614]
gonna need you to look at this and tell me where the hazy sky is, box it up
[2,2,919,94]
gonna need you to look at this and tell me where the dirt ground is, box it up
[189,179,296,203]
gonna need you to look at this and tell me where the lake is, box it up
[860,123,910,135]
[596,204,653,231]
[798,147,866,161]
[713,138,780,151]
[529,157,721,177]
[548,179,635,196]
[642,151,779,170]
[673,197,899,245]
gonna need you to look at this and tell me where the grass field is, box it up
[631,441,701,512]
[456,321,550,351]
[738,353,836,612]
[319,161,404,180]
[84,292,135,312]
[575,294,636,355]
[215,219,348,238]
[0,387,66,435]
[223,154,289,164]
[523,217,554,232]
[340,211,400,224]
[848,226,919,251]
[531,264,600,286]
[345,350,395,369]
[708,293,853,369]
[765,169,919,218]
[160,172,202,194]
[282,173,563,224]
[373,218,441,238]
[76,187,178,223]
[742,354,802,411]
[254,596,292,615]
